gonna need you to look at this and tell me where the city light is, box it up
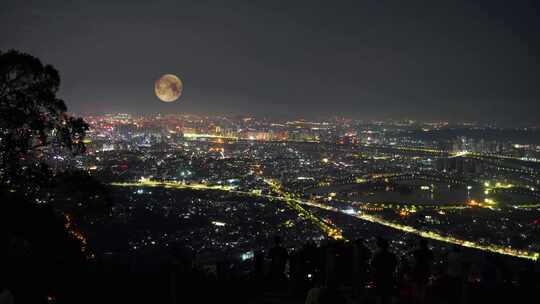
[112,179,539,261]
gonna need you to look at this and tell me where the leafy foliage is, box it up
[0,50,88,189]
[0,50,101,302]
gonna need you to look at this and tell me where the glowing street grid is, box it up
[111,179,539,261]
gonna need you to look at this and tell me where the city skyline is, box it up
[2,0,539,124]
[79,112,540,128]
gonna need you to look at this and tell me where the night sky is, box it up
[2,0,539,124]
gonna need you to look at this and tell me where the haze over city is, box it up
[2,0,539,124]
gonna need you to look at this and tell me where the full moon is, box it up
[154,74,183,102]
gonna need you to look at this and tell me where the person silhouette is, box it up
[352,238,371,301]
[268,236,288,289]
[412,238,433,304]
[371,237,397,304]
[253,249,264,282]
[446,244,464,303]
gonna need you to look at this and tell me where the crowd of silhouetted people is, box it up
[2,232,540,303]
[253,236,540,304]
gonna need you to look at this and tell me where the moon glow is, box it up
[155,74,183,102]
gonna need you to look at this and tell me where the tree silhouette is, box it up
[0,50,94,303]
[0,50,88,193]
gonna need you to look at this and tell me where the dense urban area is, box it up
[48,114,539,263]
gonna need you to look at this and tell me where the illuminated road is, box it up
[299,200,539,261]
[260,178,344,240]
[112,179,344,241]
[183,133,238,140]
[372,144,540,163]
[111,180,539,261]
